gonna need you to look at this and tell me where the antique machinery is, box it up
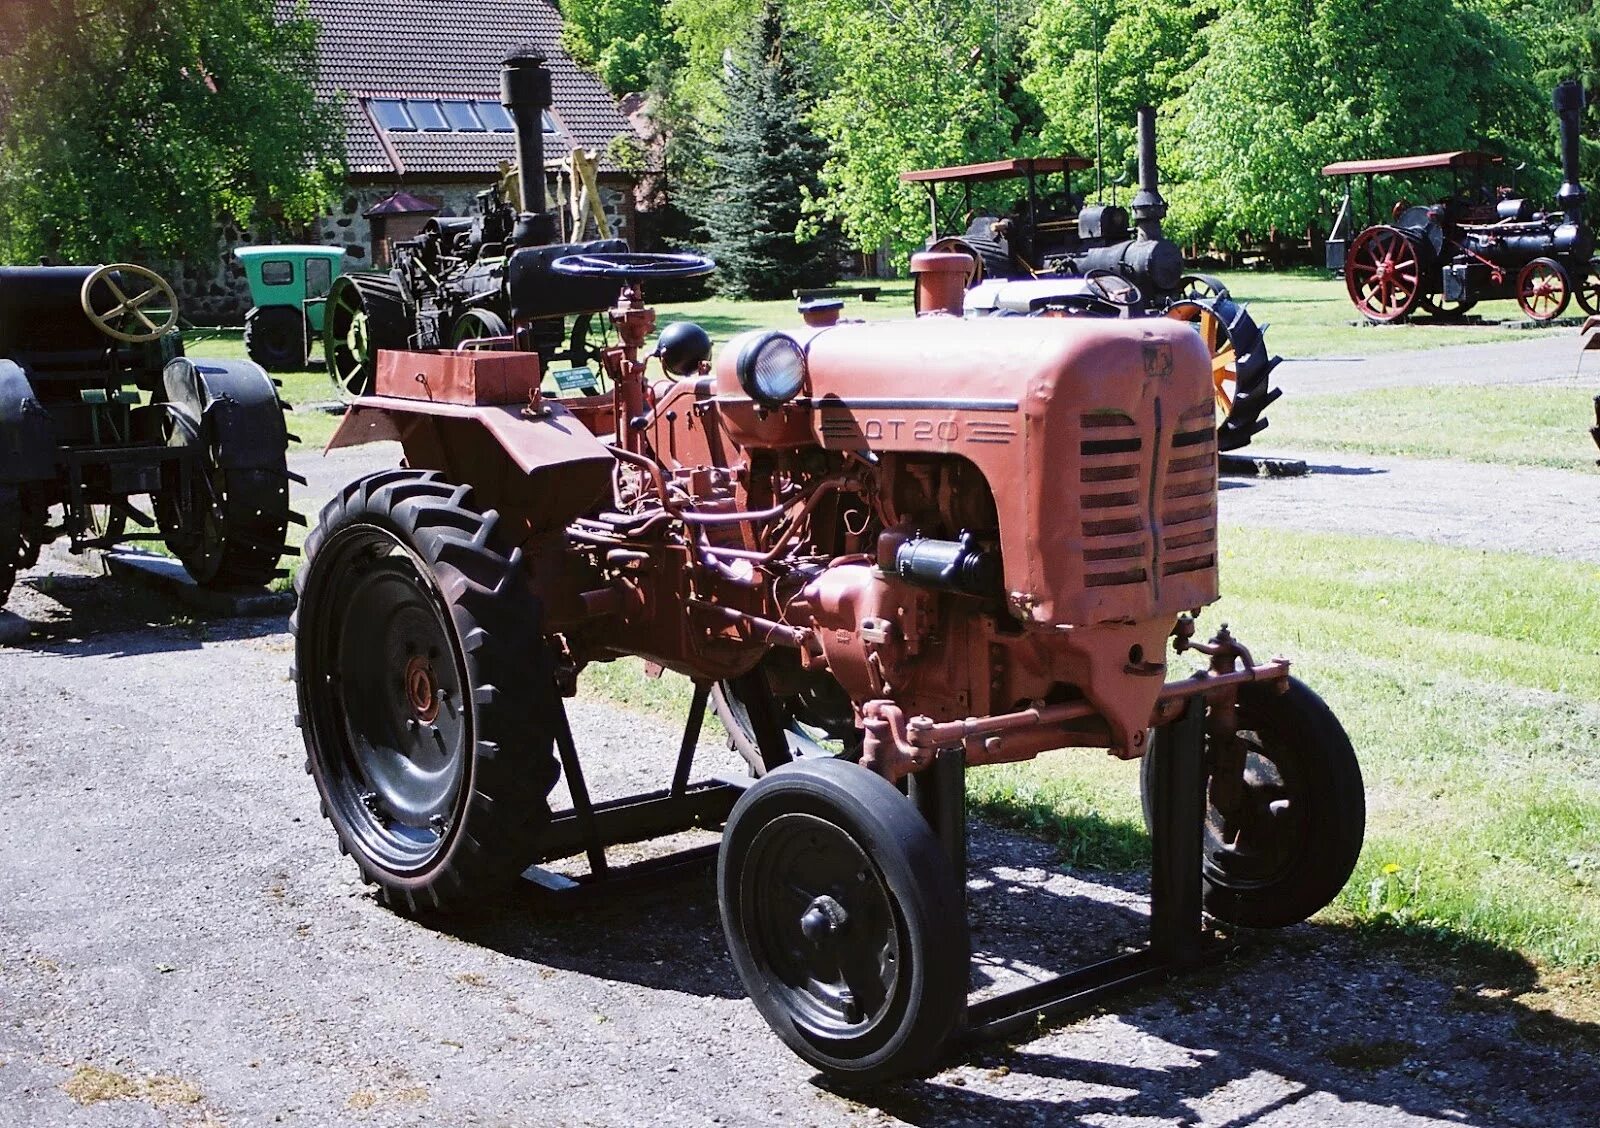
[0,262,294,606]
[1324,81,1598,323]
[323,47,639,399]
[293,183,1366,1077]
[901,108,1281,453]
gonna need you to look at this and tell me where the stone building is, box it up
[180,0,645,322]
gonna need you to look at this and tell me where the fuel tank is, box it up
[713,315,1219,629]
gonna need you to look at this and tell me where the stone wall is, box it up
[168,175,637,326]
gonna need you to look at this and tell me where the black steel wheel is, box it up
[156,359,292,588]
[713,650,862,776]
[1415,291,1477,320]
[1177,273,1229,302]
[1141,677,1365,929]
[0,485,21,606]
[1571,258,1600,316]
[292,469,562,913]
[244,305,308,372]
[450,309,510,349]
[325,273,408,399]
[719,757,967,1082]
[1166,295,1282,452]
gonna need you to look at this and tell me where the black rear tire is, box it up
[243,305,307,372]
[292,469,562,914]
[1141,677,1365,928]
[719,757,967,1082]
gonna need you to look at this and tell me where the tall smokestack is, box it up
[1129,105,1168,241]
[1554,80,1587,223]
[501,45,557,246]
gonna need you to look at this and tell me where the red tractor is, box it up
[292,52,1364,1082]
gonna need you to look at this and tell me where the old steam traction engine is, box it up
[294,50,1366,1080]
[1325,81,1596,323]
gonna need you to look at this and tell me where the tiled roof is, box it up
[291,0,638,177]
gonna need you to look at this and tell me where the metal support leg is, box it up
[1149,695,1208,968]
[910,747,967,896]
[671,680,711,799]
[552,697,608,879]
[965,695,1217,1038]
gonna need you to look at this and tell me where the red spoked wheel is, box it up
[1516,257,1571,322]
[1345,225,1422,323]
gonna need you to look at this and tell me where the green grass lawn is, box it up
[1261,384,1600,470]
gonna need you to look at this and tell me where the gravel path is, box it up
[1275,331,1594,396]
[1,602,1596,1128]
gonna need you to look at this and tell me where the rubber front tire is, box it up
[243,305,307,372]
[1141,677,1365,929]
[719,757,967,1083]
[293,469,562,914]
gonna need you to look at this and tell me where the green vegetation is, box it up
[0,0,342,263]
[1264,384,1599,470]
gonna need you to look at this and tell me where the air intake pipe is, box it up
[501,46,558,247]
[1554,80,1587,224]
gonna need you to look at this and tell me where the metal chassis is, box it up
[529,681,1215,1041]
[53,442,193,552]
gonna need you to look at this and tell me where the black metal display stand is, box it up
[532,683,1217,1037]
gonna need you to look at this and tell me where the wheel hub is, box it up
[800,895,849,943]
[404,654,441,723]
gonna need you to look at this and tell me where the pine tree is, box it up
[697,3,839,299]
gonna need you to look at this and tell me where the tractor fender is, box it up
[162,357,288,469]
[0,359,56,484]
[329,397,616,534]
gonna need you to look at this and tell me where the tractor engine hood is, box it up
[714,315,1220,628]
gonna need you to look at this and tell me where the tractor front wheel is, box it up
[292,469,562,914]
[1141,677,1364,929]
[1517,258,1571,322]
[1345,225,1422,323]
[1573,257,1600,316]
[243,306,308,372]
[719,757,967,1082]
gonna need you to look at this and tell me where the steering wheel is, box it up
[80,263,180,343]
[549,252,716,280]
[1083,268,1142,309]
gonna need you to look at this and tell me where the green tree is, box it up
[1167,0,1541,247]
[696,3,839,298]
[789,0,1037,260]
[561,0,683,96]
[1024,0,1206,195]
[0,0,342,265]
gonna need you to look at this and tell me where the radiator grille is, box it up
[1077,405,1216,591]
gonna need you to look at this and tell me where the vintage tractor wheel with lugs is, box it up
[292,469,563,914]
[155,358,294,587]
[1141,676,1365,929]
[1165,295,1282,452]
[325,273,408,400]
[1345,224,1423,323]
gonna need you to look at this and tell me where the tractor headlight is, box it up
[735,331,807,408]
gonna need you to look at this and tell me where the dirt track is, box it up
[2,335,1598,1126]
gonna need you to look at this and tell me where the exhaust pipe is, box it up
[1130,105,1168,241]
[1554,79,1587,224]
[501,45,557,246]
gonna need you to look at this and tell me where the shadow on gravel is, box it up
[428,806,1600,1126]
[5,572,284,655]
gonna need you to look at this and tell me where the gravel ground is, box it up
[2,591,1596,1128]
[3,336,1597,1126]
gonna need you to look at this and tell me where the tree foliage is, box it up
[560,0,683,97]
[0,0,343,264]
[788,0,1037,260]
[696,3,838,298]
